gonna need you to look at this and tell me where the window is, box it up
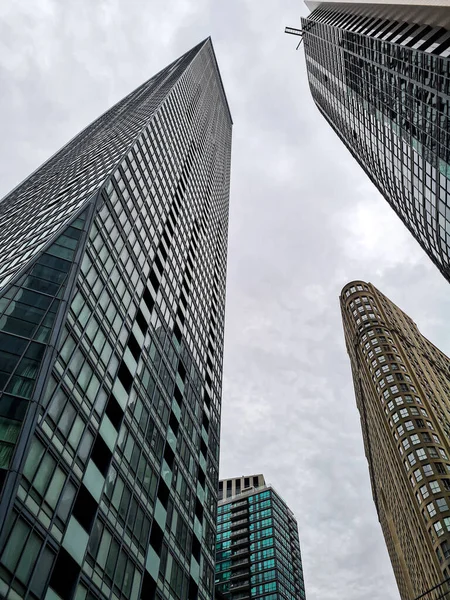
[408,453,416,466]
[402,439,410,451]
[423,464,434,477]
[1,513,55,595]
[434,521,444,537]
[427,502,437,517]
[420,485,429,499]
[437,498,449,513]
[414,469,423,483]
[430,481,441,494]
[417,449,426,461]
[405,421,414,431]
[411,434,420,445]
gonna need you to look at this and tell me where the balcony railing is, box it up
[230,580,250,590]
[232,547,250,557]
[231,528,248,537]
[231,519,248,528]
[414,579,450,600]
[231,558,250,568]
[231,593,250,600]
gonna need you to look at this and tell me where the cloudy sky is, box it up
[2,1,450,599]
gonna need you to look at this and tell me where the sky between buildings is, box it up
[2,1,450,599]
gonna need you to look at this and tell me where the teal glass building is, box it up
[0,39,232,600]
[215,476,306,600]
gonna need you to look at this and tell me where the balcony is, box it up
[231,510,248,521]
[231,528,248,537]
[232,547,250,558]
[231,593,250,600]
[230,579,250,591]
[231,558,249,568]
[231,519,248,528]
[230,569,249,580]
[232,537,249,548]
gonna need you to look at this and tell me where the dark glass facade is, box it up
[302,2,450,281]
[215,482,306,600]
[0,38,232,600]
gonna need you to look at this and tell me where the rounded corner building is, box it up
[341,279,450,599]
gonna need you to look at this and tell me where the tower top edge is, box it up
[305,0,450,11]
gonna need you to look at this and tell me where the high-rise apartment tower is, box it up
[300,0,450,282]
[341,281,450,599]
[215,475,306,600]
[0,39,232,600]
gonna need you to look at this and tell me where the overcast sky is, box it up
[2,1,450,599]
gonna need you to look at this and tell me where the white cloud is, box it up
[3,1,449,599]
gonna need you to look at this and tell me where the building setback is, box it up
[0,39,232,600]
[301,0,450,283]
[215,475,306,600]
[341,280,450,599]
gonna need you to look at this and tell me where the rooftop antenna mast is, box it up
[285,26,303,49]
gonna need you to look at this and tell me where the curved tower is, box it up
[341,280,450,599]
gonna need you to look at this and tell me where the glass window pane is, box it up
[45,468,65,509]
[23,438,44,482]
[16,530,41,583]
[2,517,28,572]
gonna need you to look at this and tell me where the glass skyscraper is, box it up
[301,0,450,282]
[215,475,306,600]
[0,38,232,600]
[341,280,450,599]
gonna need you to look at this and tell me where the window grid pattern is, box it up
[341,280,450,598]
[215,486,306,600]
[0,212,87,476]
[302,7,450,282]
[0,39,232,600]
[0,40,230,294]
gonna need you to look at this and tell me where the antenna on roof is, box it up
[285,26,304,49]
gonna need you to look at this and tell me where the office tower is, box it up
[300,0,450,282]
[341,280,450,599]
[215,475,306,600]
[0,38,232,600]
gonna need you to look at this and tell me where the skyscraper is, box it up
[0,38,232,600]
[341,280,450,599]
[215,475,306,600]
[300,0,450,282]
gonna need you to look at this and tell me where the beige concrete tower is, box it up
[341,281,450,599]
